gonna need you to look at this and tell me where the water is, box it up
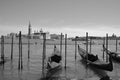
[0,39,120,80]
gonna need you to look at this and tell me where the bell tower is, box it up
[28,21,32,35]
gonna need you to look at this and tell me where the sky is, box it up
[0,0,120,37]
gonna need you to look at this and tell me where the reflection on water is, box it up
[0,39,120,80]
[80,59,108,78]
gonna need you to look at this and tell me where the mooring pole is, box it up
[106,33,108,62]
[75,36,77,61]
[65,34,67,69]
[89,37,92,54]
[11,35,14,60]
[18,31,21,69]
[86,32,88,77]
[115,35,118,80]
[54,45,56,52]
[60,33,63,56]
[1,36,3,60]
[116,37,118,52]
[1,36,4,61]
[42,33,46,77]
[20,32,23,69]
[28,35,30,59]
[86,32,88,62]
[103,37,105,60]
[18,31,23,70]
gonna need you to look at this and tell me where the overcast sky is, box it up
[0,0,120,37]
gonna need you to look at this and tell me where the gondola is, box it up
[45,45,62,79]
[103,45,120,62]
[78,45,113,71]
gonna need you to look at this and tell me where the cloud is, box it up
[45,24,120,37]
[0,25,28,35]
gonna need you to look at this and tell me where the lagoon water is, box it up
[0,38,120,80]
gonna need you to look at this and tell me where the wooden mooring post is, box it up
[89,37,92,54]
[75,36,77,61]
[116,37,118,52]
[65,34,67,69]
[102,37,105,60]
[86,32,88,62]
[106,33,108,62]
[115,35,118,80]
[86,32,88,77]
[11,35,14,60]
[42,33,46,77]
[18,31,23,70]
[28,35,30,59]
[1,36,4,61]
[21,32,23,70]
[60,33,63,56]
[18,32,20,69]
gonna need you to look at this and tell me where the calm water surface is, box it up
[0,39,120,80]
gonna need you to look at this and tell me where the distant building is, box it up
[26,21,50,39]
[50,34,64,40]
[6,33,18,38]
[31,28,50,39]
[4,22,59,40]
[28,21,32,39]
[111,33,116,38]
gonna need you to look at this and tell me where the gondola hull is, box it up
[103,45,120,62]
[112,56,120,62]
[45,65,62,79]
[44,45,62,79]
[78,45,113,71]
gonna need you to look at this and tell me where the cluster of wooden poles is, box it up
[83,32,118,62]
[0,31,69,71]
[102,33,118,62]
[0,31,31,70]
[1,35,13,62]
[0,32,118,72]
[78,32,119,78]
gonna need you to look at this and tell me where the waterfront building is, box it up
[50,34,64,40]
[31,28,50,39]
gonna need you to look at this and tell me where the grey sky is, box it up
[0,0,120,37]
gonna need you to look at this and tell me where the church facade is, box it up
[28,22,50,39]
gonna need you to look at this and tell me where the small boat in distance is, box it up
[103,44,120,62]
[78,45,113,71]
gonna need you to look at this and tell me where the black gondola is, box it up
[78,45,113,71]
[44,45,62,79]
[103,45,120,62]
